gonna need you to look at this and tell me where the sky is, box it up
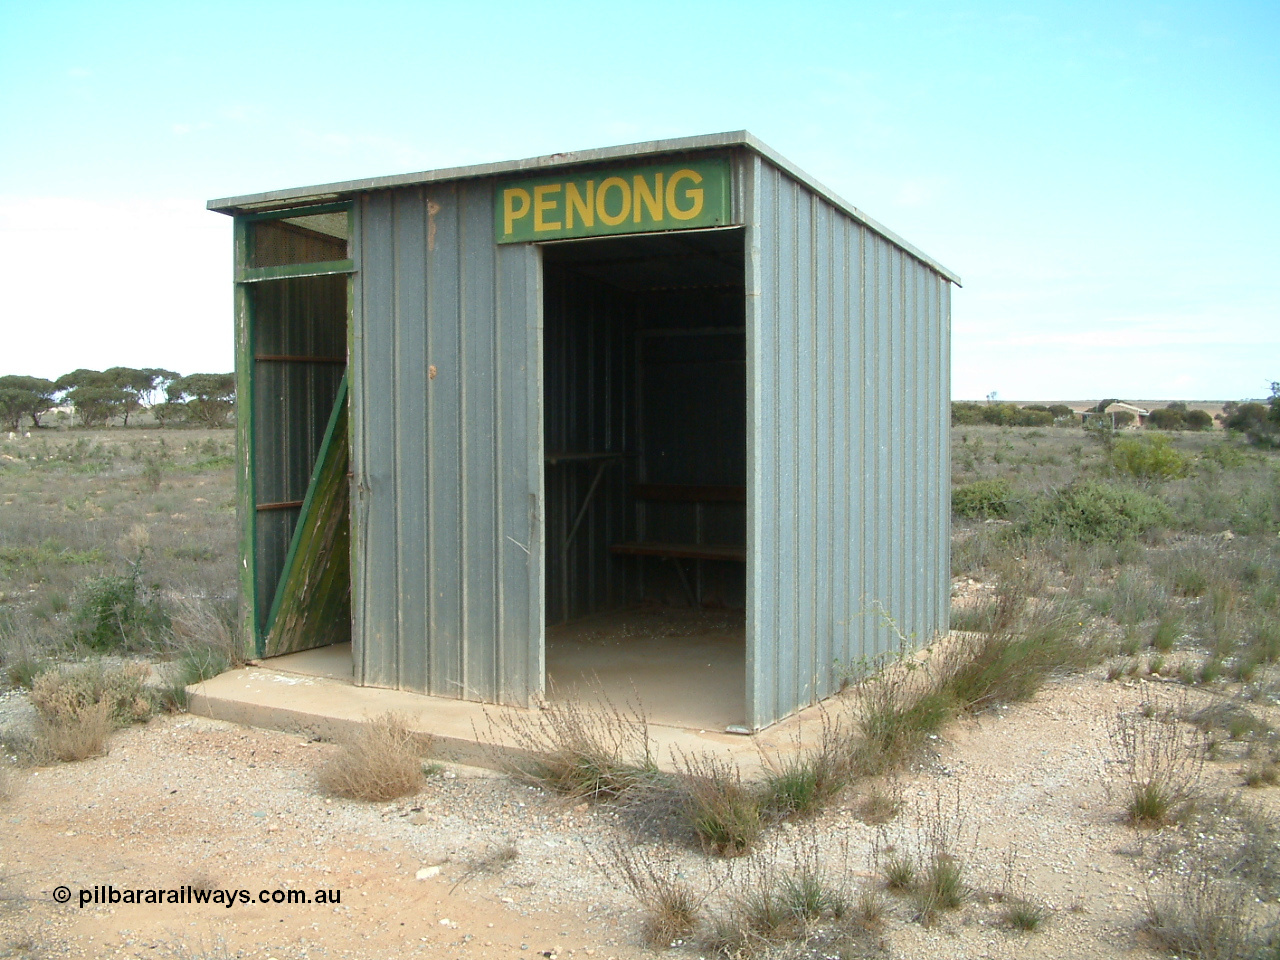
[0,0,1276,401]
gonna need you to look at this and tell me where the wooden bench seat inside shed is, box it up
[610,484,746,563]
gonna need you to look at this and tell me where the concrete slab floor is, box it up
[187,608,820,777]
[545,606,746,731]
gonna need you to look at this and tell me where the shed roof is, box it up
[208,130,960,285]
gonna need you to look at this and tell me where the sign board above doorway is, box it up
[496,158,730,243]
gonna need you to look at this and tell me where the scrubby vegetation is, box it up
[4,387,1280,956]
[0,426,241,763]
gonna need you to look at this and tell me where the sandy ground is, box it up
[2,669,1277,960]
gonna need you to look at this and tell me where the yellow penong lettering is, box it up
[566,181,594,229]
[533,184,562,231]
[503,188,531,235]
[596,176,631,226]
[633,173,663,223]
[665,169,704,221]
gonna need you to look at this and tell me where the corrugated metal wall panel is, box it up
[747,159,951,728]
[351,184,543,704]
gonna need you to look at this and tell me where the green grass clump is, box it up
[1003,898,1047,931]
[761,712,852,820]
[852,679,954,777]
[779,863,848,921]
[1152,613,1181,651]
[882,852,915,891]
[911,852,966,921]
[1109,706,1207,827]
[1024,480,1173,543]
[158,642,233,711]
[678,754,763,857]
[942,603,1093,711]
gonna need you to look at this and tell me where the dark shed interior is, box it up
[541,228,747,627]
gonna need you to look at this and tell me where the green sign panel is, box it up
[495,158,731,244]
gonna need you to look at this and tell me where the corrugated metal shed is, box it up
[210,132,958,730]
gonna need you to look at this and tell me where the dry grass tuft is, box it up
[452,843,519,890]
[997,848,1048,932]
[317,713,429,801]
[674,750,763,857]
[1142,868,1265,960]
[597,839,706,947]
[35,699,114,762]
[854,780,903,825]
[1108,700,1207,827]
[760,709,853,820]
[491,691,659,802]
[28,660,152,762]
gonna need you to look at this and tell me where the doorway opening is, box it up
[540,228,748,728]
[243,209,352,665]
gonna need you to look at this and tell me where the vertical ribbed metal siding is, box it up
[746,156,950,728]
[542,270,633,624]
[350,183,543,704]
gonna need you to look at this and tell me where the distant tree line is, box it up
[0,368,235,431]
[951,401,1074,427]
[1221,383,1280,448]
[952,389,1278,444]
[1144,401,1213,431]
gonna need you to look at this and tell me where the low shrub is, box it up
[29,661,153,762]
[951,402,1055,427]
[1024,481,1173,543]
[34,699,114,762]
[316,712,429,801]
[1111,435,1189,480]
[70,564,170,651]
[1225,387,1280,448]
[30,661,152,727]
[952,478,1014,519]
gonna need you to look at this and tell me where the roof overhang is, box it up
[208,131,960,285]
